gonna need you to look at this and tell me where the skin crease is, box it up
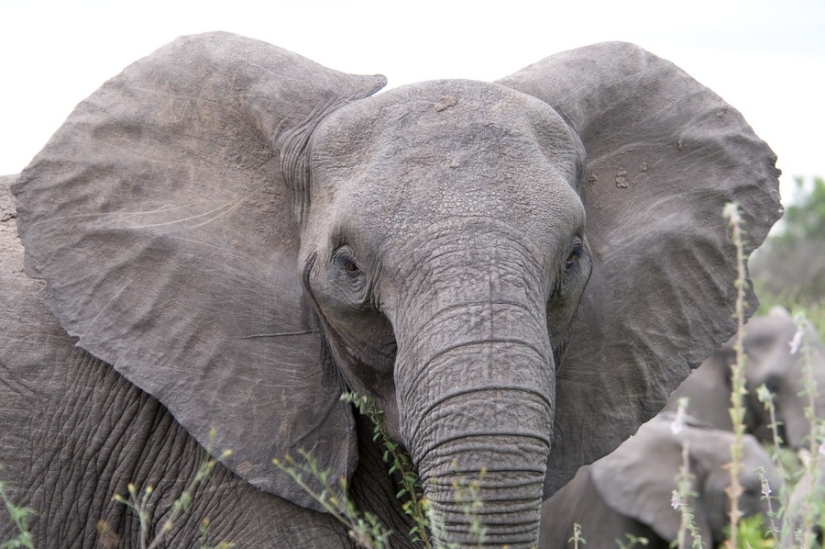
[300,81,589,547]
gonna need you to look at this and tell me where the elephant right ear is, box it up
[499,41,782,496]
[12,32,386,511]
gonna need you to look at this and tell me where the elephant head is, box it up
[11,32,780,547]
[540,416,780,548]
[666,306,825,449]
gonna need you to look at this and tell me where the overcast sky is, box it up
[2,0,823,204]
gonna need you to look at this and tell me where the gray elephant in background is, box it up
[781,453,825,547]
[539,416,779,548]
[0,32,780,548]
[665,307,825,449]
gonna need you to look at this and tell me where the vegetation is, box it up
[670,398,703,549]
[752,176,825,338]
[274,449,393,549]
[736,178,825,548]
[724,203,750,549]
[107,428,234,549]
[340,391,432,548]
[0,466,34,549]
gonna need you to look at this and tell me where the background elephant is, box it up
[0,32,780,548]
[539,416,779,548]
[664,307,825,449]
[781,453,825,547]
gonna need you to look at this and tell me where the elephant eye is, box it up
[764,375,781,394]
[334,249,361,278]
[742,485,761,498]
[565,241,584,271]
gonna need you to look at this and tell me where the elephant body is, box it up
[0,33,780,548]
[665,307,825,449]
[539,417,778,548]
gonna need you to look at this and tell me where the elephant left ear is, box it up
[12,32,386,511]
[498,41,782,496]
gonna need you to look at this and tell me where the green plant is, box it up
[755,385,793,544]
[723,202,749,549]
[445,467,487,549]
[754,465,780,541]
[340,391,432,548]
[0,465,35,549]
[569,523,586,549]
[275,391,504,549]
[670,398,703,549]
[753,309,825,546]
[111,428,234,549]
[733,514,773,548]
[615,533,648,548]
[789,310,825,548]
[273,450,392,549]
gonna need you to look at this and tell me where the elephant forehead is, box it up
[313,79,581,182]
[309,79,585,241]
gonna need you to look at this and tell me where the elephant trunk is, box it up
[395,301,554,548]
[418,396,551,547]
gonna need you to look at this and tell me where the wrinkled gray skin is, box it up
[665,307,825,449]
[540,417,779,548]
[0,33,780,548]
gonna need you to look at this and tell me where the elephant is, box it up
[0,32,781,548]
[781,453,825,547]
[664,306,825,449]
[538,415,779,548]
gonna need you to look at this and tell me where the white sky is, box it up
[2,0,823,204]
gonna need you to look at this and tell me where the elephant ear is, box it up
[12,32,386,511]
[498,41,782,495]
[590,419,713,544]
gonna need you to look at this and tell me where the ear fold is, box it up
[12,32,386,511]
[590,420,713,545]
[498,41,782,494]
